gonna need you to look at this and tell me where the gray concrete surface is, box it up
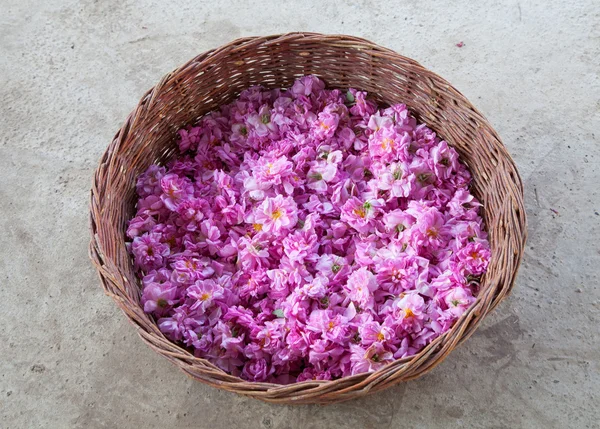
[1,0,599,427]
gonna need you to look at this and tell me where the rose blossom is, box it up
[160,173,194,211]
[340,197,381,234]
[187,279,225,313]
[131,232,170,271]
[344,267,378,309]
[254,194,298,233]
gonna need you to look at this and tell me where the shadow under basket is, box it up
[89,32,527,404]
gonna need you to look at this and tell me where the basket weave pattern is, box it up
[89,33,527,404]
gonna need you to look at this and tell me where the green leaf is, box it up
[346,90,355,104]
[272,309,285,318]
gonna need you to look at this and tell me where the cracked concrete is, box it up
[1,0,599,427]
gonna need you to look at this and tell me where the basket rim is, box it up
[89,32,527,402]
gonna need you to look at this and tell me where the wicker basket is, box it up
[89,33,527,404]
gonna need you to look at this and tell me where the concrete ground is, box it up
[1,0,599,427]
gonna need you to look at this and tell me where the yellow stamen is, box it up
[200,293,210,301]
[328,321,335,330]
[405,308,414,318]
[252,223,263,232]
[381,138,394,150]
[353,207,366,218]
[426,228,439,238]
[377,332,385,341]
[272,209,282,220]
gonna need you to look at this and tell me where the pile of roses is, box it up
[127,75,491,383]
